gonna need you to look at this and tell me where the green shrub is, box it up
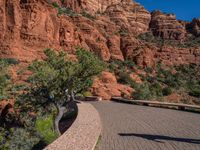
[81,11,96,20]
[108,60,136,72]
[52,2,60,8]
[146,76,156,83]
[9,128,40,150]
[133,82,151,100]
[52,2,77,16]
[117,71,131,85]
[189,87,200,98]
[0,60,10,99]
[162,87,173,96]
[137,32,164,47]
[138,31,200,48]
[36,115,58,144]
[150,82,163,98]
[0,58,19,65]
[119,29,129,36]
[0,128,9,150]
[144,67,153,73]
[82,91,92,97]
[108,62,117,72]
[123,60,135,69]
[183,36,200,48]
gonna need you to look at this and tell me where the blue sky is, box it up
[135,0,200,21]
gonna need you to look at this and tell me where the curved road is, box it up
[91,101,200,150]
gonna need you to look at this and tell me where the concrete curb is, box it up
[45,102,102,150]
[111,97,200,113]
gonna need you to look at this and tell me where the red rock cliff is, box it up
[0,0,199,66]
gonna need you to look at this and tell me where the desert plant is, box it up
[0,60,10,100]
[150,82,163,98]
[36,115,58,144]
[52,2,77,16]
[8,128,40,150]
[133,82,151,100]
[0,58,19,65]
[117,71,132,85]
[16,48,104,135]
[0,127,9,150]
[119,28,129,36]
[162,87,173,96]
[82,91,92,97]
[81,11,96,20]
[189,86,200,98]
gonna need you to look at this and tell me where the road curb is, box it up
[45,102,102,150]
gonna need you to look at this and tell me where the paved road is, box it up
[91,101,200,150]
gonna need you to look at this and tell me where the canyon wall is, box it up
[0,0,199,66]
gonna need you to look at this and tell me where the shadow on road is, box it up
[118,133,200,144]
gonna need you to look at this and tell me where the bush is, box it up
[144,67,153,73]
[36,115,58,144]
[0,60,10,99]
[0,58,19,65]
[133,82,151,100]
[108,60,135,72]
[189,87,200,98]
[138,31,200,48]
[0,128,9,150]
[81,11,96,20]
[52,2,77,16]
[162,87,173,96]
[117,71,132,85]
[123,60,135,69]
[52,2,60,8]
[150,82,163,98]
[119,29,129,36]
[82,91,92,97]
[8,128,40,150]
[137,32,164,47]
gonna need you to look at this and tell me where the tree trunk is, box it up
[54,105,66,136]
[71,91,76,101]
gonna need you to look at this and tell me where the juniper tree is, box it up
[16,48,104,135]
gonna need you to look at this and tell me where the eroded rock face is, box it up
[156,46,200,65]
[0,0,152,62]
[105,0,151,35]
[0,0,60,61]
[187,18,200,37]
[91,71,134,100]
[150,10,186,40]
[63,0,120,14]
[0,0,199,66]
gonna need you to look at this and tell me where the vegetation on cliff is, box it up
[108,60,200,103]
[138,32,200,48]
[0,48,104,149]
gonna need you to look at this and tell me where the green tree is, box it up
[16,48,104,135]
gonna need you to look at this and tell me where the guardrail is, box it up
[111,97,200,112]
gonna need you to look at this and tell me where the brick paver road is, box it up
[91,101,200,150]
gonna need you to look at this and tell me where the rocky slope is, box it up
[0,0,200,100]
